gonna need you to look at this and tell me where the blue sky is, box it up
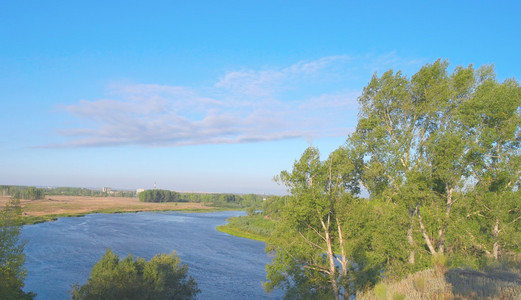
[1,1,520,194]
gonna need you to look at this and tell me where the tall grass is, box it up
[358,255,521,299]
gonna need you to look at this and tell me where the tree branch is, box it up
[298,231,327,253]
[417,207,437,255]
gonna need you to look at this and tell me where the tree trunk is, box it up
[408,224,415,264]
[438,186,453,254]
[319,214,340,300]
[336,220,350,300]
[493,218,500,260]
[325,229,340,300]
[408,207,417,264]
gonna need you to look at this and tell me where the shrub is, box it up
[72,249,199,300]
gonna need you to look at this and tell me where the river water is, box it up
[21,211,282,299]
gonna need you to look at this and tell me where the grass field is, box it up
[0,195,214,224]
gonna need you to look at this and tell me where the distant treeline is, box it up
[0,185,136,199]
[138,189,182,203]
[139,189,266,208]
[47,186,136,198]
[1,185,45,200]
[1,185,269,208]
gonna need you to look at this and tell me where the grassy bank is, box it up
[217,214,274,242]
[358,259,521,299]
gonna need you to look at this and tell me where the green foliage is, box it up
[218,214,274,241]
[1,186,45,200]
[268,59,521,298]
[353,59,521,263]
[344,199,412,284]
[139,189,181,203]
[261,195,287,220]
[246,206,256,216]
[137,190,267,208]
[71,249,199,300]
[266,146,362,299]
[0,199,35,299]
[46,186,101,196]
[175,192,265,208]
[19,186,137,198]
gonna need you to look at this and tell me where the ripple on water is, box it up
[21,211,282,299]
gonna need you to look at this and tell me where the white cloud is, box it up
[51,54,423,148]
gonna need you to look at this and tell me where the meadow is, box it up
[0,195,213,224]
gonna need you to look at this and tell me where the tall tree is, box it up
[265,146,360,300]
[351,60,520,263]
[460,69,521,259]
[352,63,432,265]
[267,59,521,297]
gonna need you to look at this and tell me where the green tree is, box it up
[261,195,286,220]
[459,69,521,260]
[351,60,512,266]
[265,146,360,300]
[72,249,199,300]
[138,190,181,203]
[352,63,436,266]
[267,59,521,297]
[0,199,35,299]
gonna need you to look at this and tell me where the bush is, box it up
[72,249,199,300]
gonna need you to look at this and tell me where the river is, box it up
[21,211,282,299]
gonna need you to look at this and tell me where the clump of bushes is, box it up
[72,249,199,300]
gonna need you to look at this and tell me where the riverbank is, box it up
[0,195,216,224]
[217,214,274,243]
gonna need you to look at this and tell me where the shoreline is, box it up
[0,195,224,225]
[23,207,228,225]
[216,224,268,242]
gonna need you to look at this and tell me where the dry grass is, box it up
[0,195,213,222]
[358,266,521,300]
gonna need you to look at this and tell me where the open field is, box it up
[0,195,214,224]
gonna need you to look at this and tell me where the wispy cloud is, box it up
[49,53,423,148]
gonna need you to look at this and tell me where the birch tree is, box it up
[265,146,360,300]
[461,70,521,260]
[352,60,484,263]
